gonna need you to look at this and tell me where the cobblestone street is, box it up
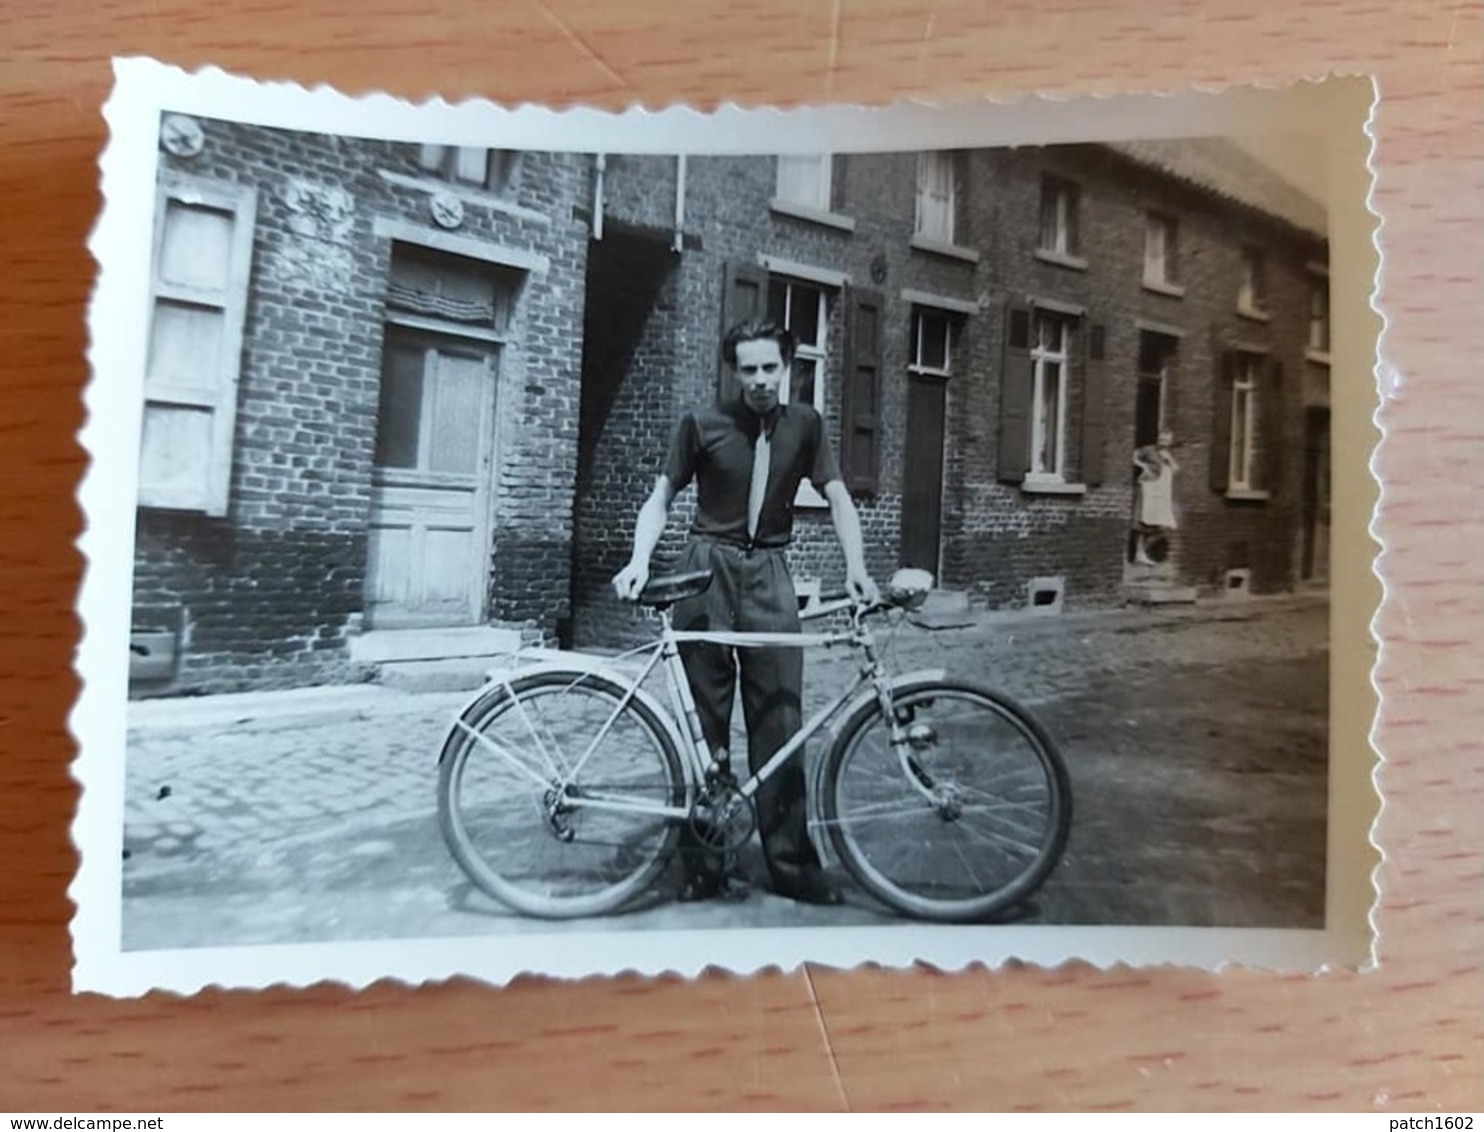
[121,595,1330,950]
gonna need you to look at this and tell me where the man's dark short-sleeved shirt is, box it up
[663,399,841,549]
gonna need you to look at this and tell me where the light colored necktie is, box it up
[747,428,771,540]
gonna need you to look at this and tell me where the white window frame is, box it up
[1028,312,1072,482]
[914,151,957,246]
[1308,274,1331,358]
[139,173,257,517]
[1039,177,1078,256]
[909,307,953,378]
[769,275,832,507]
[774,154,833,213]
[1238,246,1269,317]
[418,144,519,194]
[1143,212,1181,291]
[772,278,829,417]
[1229,353,1260,491]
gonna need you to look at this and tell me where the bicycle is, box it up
[436,568,1071,923]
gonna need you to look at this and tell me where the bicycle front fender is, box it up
[807,667,950,837]
[835,667,949,724]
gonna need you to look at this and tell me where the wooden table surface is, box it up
[2,0,1481,1112]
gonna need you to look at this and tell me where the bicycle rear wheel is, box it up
[820,680,1070,923]
[437,669,685,919]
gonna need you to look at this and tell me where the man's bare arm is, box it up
[822,479,880,603]
[612,475,676,600]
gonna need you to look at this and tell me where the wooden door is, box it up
[901,372,947,577]
[365,329,497,628]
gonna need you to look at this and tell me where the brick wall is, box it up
[132,122,590,693]
[571,142,1324,648]
[135,126,1323,690]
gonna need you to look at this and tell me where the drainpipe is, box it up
[593,153,606,241]
[673,153,687,252]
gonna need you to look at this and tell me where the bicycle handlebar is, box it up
[798,591,901,622]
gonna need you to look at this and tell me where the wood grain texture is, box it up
[2,0,1481,1112]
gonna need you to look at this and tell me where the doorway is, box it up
[364,244,512,629]
[901,373,947,576]
[901,309,953,579]
[1301,406,1331,582]
[1127,330,1178,571]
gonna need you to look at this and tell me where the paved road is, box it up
[120,596,1329,950]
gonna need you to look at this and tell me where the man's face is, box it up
[733,337,786,415]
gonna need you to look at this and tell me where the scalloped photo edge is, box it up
[71,57,1383,995]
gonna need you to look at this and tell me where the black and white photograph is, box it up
[72,60,1380,993]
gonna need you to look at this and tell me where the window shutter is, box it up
[139,174,257,517]
[1210,347,1235,494]
[1080,321,1109,486]
[1261,355,1286,493]
[841,287,883,495]
[997,302,1034,483]
[717,260,769,401]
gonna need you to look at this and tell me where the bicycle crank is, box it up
[688,783,757,853]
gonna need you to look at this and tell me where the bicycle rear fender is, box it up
[443,655,689,766]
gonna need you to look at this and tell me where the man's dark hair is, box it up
[723,317,796,368]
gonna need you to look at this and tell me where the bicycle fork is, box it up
[871,670,958,818]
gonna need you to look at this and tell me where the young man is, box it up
[611,317,879,905]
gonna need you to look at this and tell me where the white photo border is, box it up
[72,57,1384,996]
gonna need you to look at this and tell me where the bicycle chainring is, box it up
[688,783,757,852]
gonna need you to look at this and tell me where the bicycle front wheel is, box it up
[437,669,685,919]
[821,680,1071,923]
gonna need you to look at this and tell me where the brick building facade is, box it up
[132,119,591,692]
[129,122,1329,693]
[570,140,1330,647]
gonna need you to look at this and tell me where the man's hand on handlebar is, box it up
[846,566,881,607]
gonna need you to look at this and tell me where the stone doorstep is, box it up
[1123,582,1201,606]
[918,588,970,616]
[347,626,524,664]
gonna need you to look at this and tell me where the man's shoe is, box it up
[679,878,747,902]
[772,870,844,907]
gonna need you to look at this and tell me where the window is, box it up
[1029,311,1073,479]
[1136,330,1179,446]
[1309,275,1330,354]
[1038,176,1081,258]
[1143,213,1179,289]
[1229,353,1260,491]
[767,277,830,415]
[915,152,959,245]
[910,308,953,376]
[1238,246,1268,315]
[138,175,258,516]
[999,302,1106,490]
[774,154,833,212]
[417,144,519,193]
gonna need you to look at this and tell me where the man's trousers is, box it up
[670,536,824,886]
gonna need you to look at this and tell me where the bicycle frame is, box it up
[455,597,943,826]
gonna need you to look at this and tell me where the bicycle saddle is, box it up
[637,569,715,608]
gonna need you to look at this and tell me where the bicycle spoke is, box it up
[439,672,684,918]
[453,719,556,790]
[948,836,987,892]
[822,683,1070,921]
[507,688,573,779]
[944,811,1047,859]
